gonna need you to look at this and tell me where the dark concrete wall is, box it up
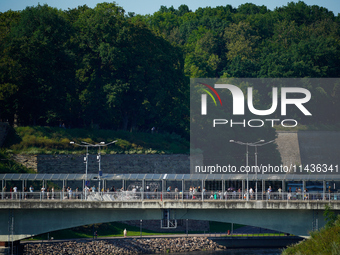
[276,131,340,167]
[9,131,340,172]
[36,154,192,174]
[297,131,340,166]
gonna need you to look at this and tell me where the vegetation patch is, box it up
[3,126,189,155]
[282,205,340,255]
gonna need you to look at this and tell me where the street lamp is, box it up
[70,141,91,199]
[229,139,265,201]
[81,140,117,194]
[253,140,275,199]
[70,140,117,198]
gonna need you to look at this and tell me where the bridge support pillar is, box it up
[323,181,326,200]
[282,180,286,192]
[262,180,265,199]
[0,241,23,255]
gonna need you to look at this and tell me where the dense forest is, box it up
[1,1,340,138]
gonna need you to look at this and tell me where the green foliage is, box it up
[0,3,189,138]
[209,221,244,233]
[5,126,189,154]
[283,207,340,255]
[324,204,338,229]
[1,1,340,144]
[0,150,35,173]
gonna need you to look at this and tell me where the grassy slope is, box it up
[0,126,189,173]
[31,221,245,241]
[31,222,185,240]
[282,216,340,255]
[5,126,189,155]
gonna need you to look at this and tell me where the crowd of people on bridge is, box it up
[0,183,333,201]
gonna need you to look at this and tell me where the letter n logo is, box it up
[200,83,222,115]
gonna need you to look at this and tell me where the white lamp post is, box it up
[253,140,275,200]
[229,139,264,201]
[70,140,117,199]
[70,141,90,199]
[81,141,117,194]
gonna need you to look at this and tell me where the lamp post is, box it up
[229,139,264,201]
[70,141,90,199]
[253,140,275,200]
[70,140,117,199]
[81,141,117,194]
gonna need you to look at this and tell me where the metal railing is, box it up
[0,191,339,202]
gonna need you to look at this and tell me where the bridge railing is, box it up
[0,191,339,202]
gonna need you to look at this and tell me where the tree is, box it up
[5,5,74,126]
[0,11,20,124]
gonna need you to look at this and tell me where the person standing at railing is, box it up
[277,187,282,200]
[51,187,54,200]
[167,186,171,199]
[287,187,292,200]
[132,186,137,199]
[267,186,272,200]
[84,186,89,199]
[146,186,150,199]
[193,187,197,199]
[304,188,308,200]
[243,189,247,200]
[68,188,72,199]
[13,185,18,199]
[249,188,254,200]
[2,185,6,199]
[154,188,158,199]
[29,185,33,199]
[224,190,228,200]
[174,187,179,200]
[41,186,45,199]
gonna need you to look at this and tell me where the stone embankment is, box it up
[24,237,225,254]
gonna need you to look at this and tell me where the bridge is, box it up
[1,173,340,242]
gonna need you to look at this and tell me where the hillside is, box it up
[1,2,339,132]
[0,126,189,173]
[3,126,189,155]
